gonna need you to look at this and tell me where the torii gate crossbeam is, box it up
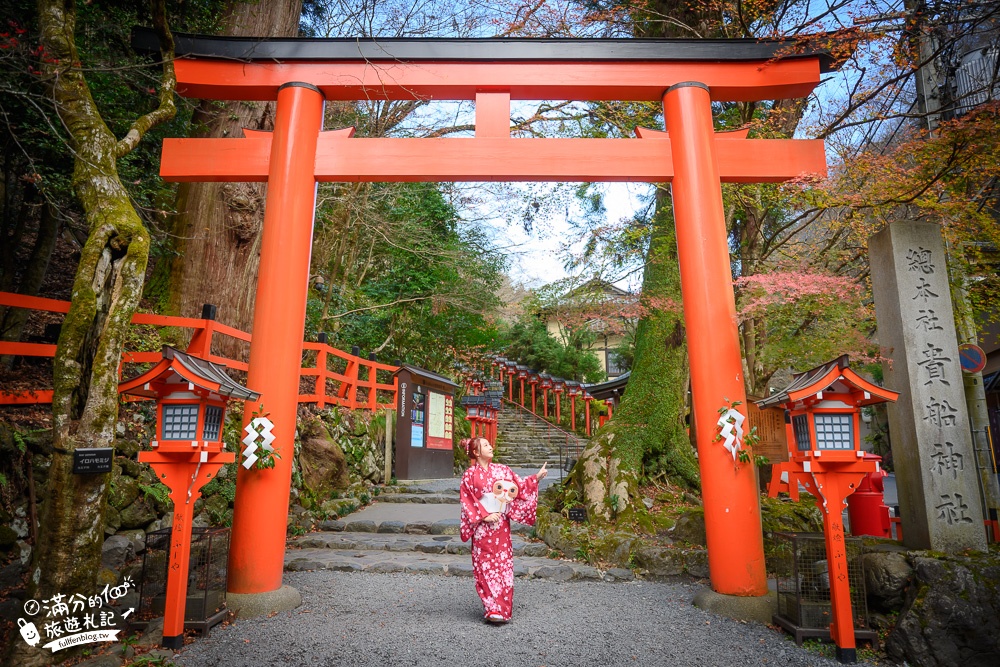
[148,29,840,623]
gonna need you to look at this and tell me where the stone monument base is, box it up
[226,584,302,619]
[691,587,776,625]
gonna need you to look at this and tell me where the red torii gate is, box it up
[146,30,838,606]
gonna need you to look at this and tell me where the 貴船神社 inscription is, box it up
[870,222,986,552]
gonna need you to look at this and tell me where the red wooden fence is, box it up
[0,291,396,410]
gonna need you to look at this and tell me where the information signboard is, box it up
[410,389,425,447]
[426,392,454,449]
[746,399,788,463]
[72,448,114,474]
[393,365,458,479]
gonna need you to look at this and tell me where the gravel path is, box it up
[170,571,854,667]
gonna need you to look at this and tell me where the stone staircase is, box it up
[284,483,634,582]
[494,402,588,469]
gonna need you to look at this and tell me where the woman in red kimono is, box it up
[460,437,547,624]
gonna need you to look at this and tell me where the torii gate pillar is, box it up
[665,83,767,595]
[228,83,325,598]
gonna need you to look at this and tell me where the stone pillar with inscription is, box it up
[870,222,987,552]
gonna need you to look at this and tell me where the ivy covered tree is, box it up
[1,1,220,664]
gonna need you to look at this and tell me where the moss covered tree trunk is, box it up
[10,2,176,665]
[576,1,711,520]
[577,198,698,520]
[157,0,302,347]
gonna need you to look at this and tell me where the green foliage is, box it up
[119,633,139,654]
[0,0,226,264]
[129,652,178,666]
[607,493,623,519]
[735,272,878,393]
[138,482,170,507]
[253,446,280,471]
[221,408,245,453]
[309,180,506,372]
[0,424,37,513]
[606,202,699,488]
[201,475,236,504]
[501,316,605,382]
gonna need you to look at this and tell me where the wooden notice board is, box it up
[746,398,789,463]
[393,364,458,479]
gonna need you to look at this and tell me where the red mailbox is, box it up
[757,355,898,664]
[846,454,892,538]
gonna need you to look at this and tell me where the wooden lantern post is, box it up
[120,347,258,648]
[757,356,898,663]
[540,374,552,418]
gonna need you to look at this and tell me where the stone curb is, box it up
[289,531,550,557]
[317,517,536,536]
[375,493,460,504]
[284,548,628,583]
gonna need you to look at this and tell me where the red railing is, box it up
[300,341,397,411]
[0,291,396,410]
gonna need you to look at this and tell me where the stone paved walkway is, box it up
[281,471,639,583]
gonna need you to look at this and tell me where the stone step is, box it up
[284,548,631,581]
[493,407,589,468]
[373,493,459,504]
[284,525,636,583]
[289,531,550,557]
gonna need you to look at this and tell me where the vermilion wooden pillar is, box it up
[663,82,767,596]
[228,83,325,594]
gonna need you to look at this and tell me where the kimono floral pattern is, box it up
[460,462,539,621]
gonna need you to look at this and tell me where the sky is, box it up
[480,182,650,291]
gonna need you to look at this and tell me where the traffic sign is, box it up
[958,343,987,374]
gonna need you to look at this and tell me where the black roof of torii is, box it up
[133,28,845,74]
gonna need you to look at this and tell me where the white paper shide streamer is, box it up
[242,417,276,469]
[717,408,745,461]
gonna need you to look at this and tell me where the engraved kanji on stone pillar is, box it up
[869,222,986,552]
